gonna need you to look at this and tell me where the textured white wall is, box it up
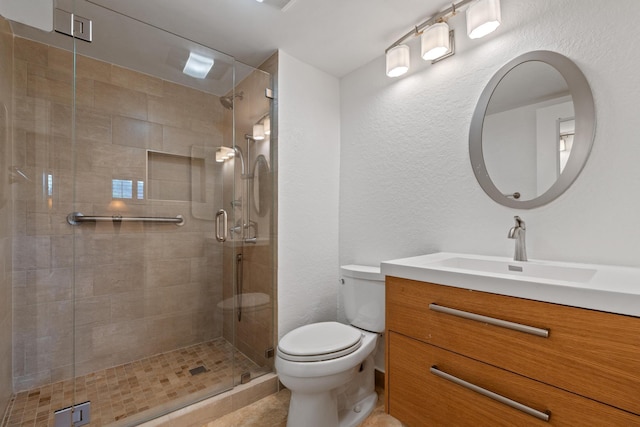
[339,0,640,271]
[277,51,341,339]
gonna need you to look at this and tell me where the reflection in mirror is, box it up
[252,155,270,217]
[482,61,572,201]
[469,51,595,209]
[558,118,575,173]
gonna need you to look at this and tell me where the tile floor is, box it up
[3,338,258,427]
[204,387,403,427]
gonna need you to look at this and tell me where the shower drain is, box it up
[189,365,208,376]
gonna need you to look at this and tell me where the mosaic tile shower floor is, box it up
[3,339,257,427]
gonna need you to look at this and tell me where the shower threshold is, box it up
[3,338,259,427]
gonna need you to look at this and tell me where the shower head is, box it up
[220,91,244,110]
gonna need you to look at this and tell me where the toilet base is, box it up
[337,391,377,427]
[284,354,378,427]
[286,389,378,427]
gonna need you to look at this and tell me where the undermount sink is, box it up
[380,252,640,317]
[432,256,597,283]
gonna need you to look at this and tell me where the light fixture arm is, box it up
[385,0,474,53]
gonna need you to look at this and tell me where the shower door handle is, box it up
[215,209,228,242]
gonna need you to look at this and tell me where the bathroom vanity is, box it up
[382,253,640,426]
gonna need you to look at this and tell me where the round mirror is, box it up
[469,51,595,208]
[252,155,271,217]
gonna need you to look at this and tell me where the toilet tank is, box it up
[340,265,385,333]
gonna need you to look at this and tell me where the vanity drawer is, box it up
[386,277,640,415]
[387,332,640,427]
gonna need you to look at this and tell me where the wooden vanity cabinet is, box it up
[385,276,640,426]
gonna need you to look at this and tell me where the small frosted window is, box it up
[112,179,133,199]
[47,174,53,196]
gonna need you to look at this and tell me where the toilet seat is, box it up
[277,322,363,362]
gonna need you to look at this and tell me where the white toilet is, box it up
[275,265,385,427]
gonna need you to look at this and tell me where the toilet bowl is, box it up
[275,265,385,427]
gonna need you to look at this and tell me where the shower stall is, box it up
[0,1,276,425]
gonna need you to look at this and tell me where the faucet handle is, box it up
[514,216,525,230]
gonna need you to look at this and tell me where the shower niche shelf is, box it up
[147,150,205,202]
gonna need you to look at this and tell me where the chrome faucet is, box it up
[507,216,527,261]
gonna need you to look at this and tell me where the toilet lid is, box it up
[278,322,363,362]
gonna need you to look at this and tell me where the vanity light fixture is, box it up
[252,114,270,140]
[183,52,214,79]
[216,146,235,163]
[215,150,225,163]
[421,21,451,61]
[263,116,271,136]
[466,0,501,39]
[385,0,501,77]
[386,44,411,77]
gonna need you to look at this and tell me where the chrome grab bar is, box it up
[215,209,228,242]
[430,366,551,422]
[429,303,549,338]
[67,212,184,226]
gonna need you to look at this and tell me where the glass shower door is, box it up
[226,63,276,382]
[67,3,238,424]
[4,1,275,425]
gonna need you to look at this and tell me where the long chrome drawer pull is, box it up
[429,303,549,338]
[430,366,551,422]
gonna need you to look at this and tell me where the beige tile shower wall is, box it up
[12,37,227,391]
[0,15,14,417]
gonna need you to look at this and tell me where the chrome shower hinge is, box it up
[54,9,92,42]
[54,401,91,427]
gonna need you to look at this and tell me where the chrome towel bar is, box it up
[67,212,184,226]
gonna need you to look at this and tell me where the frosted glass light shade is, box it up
[216,147,234,162]
[263,117,271,135]
[466,0,501,39]
[386,45,410,77]
[421,22,450,60]
[253,124,265,140]
[215,149,225,163]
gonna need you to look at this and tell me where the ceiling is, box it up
[83,0,449,78]
[14,0,451,80]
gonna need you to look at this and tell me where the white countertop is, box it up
[381,252,640,317]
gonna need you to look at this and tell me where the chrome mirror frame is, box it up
[469,50,596,209]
